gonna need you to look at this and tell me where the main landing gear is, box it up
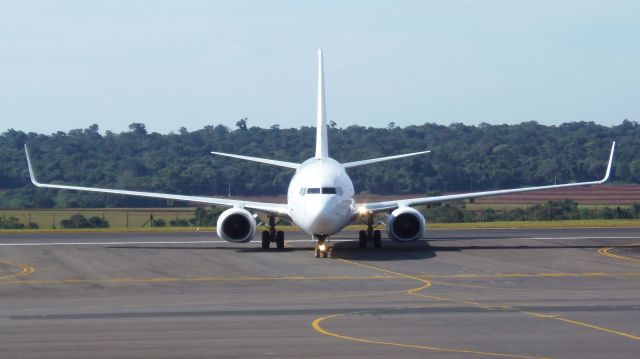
[261,216,285,250]
[358,213,382,249]
[314,235,332,258]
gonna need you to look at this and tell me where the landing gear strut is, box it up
[314,236,332,258]
[358,213,382,249]
[261,216,285,250]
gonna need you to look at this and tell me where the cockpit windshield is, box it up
[300,187,339,195]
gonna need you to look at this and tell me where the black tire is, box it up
[358,230,367,249]
[261,231,270,250]
[314,247,320,258]
[275,231,285,249]
[373,230,382,249]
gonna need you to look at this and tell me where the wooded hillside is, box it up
[0,120,638,208]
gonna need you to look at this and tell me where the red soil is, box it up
[231,184,640,205]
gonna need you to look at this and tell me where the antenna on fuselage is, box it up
[315,48,328,160]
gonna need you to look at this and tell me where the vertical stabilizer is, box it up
[315,48,328,159]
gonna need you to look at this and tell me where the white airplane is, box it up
[25,49,616,258]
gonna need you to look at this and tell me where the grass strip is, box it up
[1,219,640,235]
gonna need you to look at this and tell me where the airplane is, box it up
[24,49,616,258]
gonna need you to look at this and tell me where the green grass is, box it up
[426,219,640,229]
[0,208,195,229]
[2,219,640,235]
[347,219,640,230]
[2,208,640,234]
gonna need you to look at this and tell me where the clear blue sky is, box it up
[1,1,638,134]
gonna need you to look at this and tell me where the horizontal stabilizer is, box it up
[211,152,299,169]
[342,150,430,168]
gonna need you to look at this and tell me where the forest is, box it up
[0,119,638,209]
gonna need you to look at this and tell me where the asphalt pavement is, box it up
[0,227,639,358]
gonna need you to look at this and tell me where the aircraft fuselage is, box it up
[287,157,355,237]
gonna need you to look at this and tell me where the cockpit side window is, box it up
[322,187,336,194]
[300,187,306,196]
[307,188,321,194]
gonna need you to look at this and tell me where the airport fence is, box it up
[424,202,640,223]
[0,208,197,229]
[1,201,639,230]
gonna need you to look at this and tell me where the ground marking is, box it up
[308,256,548,358]
[597,243,640,265]
[0,259,35,280]
[1,235,640,247]
[312,312,549,359]
[310,248,640,357]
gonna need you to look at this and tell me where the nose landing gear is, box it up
[261,216,285,250]
[314,236,332,258]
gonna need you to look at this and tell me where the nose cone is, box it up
[305,196,343,235]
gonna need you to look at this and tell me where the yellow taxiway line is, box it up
[312,311,549,359]
[0,270,638,287]
[0,259,35,281]
[597,243,640,265]
[309,246,640,358]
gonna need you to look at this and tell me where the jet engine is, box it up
[216,208,256,243]
[387,207,426,242]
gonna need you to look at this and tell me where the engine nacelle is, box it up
[387,207,426,242]
[216,208,256,243]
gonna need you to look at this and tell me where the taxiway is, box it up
[0,228,639,358]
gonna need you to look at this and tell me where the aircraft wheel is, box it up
[372,230,382,248]
[275,231,285,249]
[261,231,270,250]
[358,230,367,249]
[314,247,321,258]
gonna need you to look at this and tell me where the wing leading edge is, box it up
[24,145,288,216]
[361,142,616,213]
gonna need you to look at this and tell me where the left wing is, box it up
[25,145,288,216]
[360,142,616,213]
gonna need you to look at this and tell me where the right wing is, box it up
[25,145,288,216]
[360,142,616,213]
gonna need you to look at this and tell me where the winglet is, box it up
[24,144,41,186]
[599,141,616,184]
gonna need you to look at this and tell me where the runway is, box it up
[0,228,639,358]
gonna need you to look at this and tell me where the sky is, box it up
[1,0,639,134]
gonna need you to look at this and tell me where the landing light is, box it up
[319,244,327,252]
[357,206,369,215]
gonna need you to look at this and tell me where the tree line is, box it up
[0,120,638,208]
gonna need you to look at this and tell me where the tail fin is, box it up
[315,48,328,160]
